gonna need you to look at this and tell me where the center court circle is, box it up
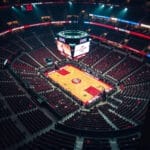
[71,78,81,84]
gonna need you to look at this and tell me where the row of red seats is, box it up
[107,57,141,81]
[94,51,124,73]
[18,109,52,134]
[41,89,79,118]
[63,108,113,132]
[83,46,109,66]
[18,129,76,150]
[122,65,150,85]
[0,119,25,149]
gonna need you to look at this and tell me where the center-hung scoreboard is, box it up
[56,30,91,59]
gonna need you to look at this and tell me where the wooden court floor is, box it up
[47,65,112,104]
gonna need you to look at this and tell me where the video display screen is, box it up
[74,42,90,57]
[56,41,71,57]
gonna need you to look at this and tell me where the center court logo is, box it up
[71,78,81,84]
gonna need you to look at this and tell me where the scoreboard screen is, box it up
[56,30,90,59]
[56,41,71,57]
[74,42,90,57]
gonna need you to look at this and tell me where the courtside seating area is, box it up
[107,57,142,81]
[41,90,79,118]
[94,51,125,73]
[83,138,111,150]
[19,130,76,150]
[18,109,52,134]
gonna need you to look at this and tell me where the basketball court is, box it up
[46,65,112,105]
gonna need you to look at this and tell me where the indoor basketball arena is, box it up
[0,0,150,150]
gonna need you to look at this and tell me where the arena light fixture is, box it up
[111,17,118,22]
[68,1,73,6]
[90,13,150,29]
[101,4,105,8]
[141,24,150,29]
[124,7,128,11]
[118,7,128,18]
[99,4,105,10]
[11,6,19,12]
[32,3,36,8]
[90,14,139,26]
[97,3,105,11]
[110,6,113,9]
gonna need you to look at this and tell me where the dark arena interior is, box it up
[0,0,150,150]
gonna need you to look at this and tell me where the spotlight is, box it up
[101,4,105,8]
[124,7,128,11]
[68,1,73,6]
